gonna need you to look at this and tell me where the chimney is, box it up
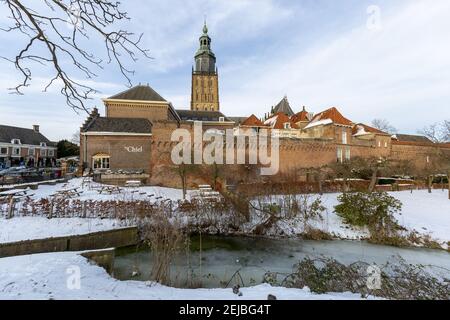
[33,125,40,133]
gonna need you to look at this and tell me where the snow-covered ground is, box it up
[0,251,375,300]
[26,178,194,202]
[0,217,129,244]
[1,178,449,248]
[0,178,447,300]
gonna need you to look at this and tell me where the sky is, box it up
[0,0,449,141]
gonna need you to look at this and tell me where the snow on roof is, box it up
[353,124,371,137]
[264,115,279,127]
[304,119,333,130]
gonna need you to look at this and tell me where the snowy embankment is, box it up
[1,177,449,248]
[0,252,375,300]
[0,178,192,244]
[256,190,450,249]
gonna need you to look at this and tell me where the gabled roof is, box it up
[307,107,353,127]
[228,117,247,125]
[272,96,295,117]
[82,117,152,134]
[291,107,312,123]
[176,110,231,122]
[264,112,299,130]
[393,134,433,144]
[0,125,53,146]
[108,84,166,102]
[241,114,267,127]
[352,123,389,136]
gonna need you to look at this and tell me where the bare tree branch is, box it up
[371,119,397,134]
[0,0,151,113]
[419,121,450,143]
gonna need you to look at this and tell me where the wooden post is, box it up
[428,175,433,194]
[7,196,15,219]
[82,201,87,218]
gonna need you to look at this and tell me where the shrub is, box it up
[277,257,450,300]
[334,192,403,240]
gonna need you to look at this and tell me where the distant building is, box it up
[0,124,57,168]
[77,23,450,187]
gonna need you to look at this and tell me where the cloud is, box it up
[122,0,294,73]
[0,0,449,140]
[218,0,450,133]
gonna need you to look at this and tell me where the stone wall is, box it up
[0,227,138,258]
[391,142,448,170]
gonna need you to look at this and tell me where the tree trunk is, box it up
[427,175,433,194]
[182,175,187,200]
[317,172,323,196]
[368,168,378,193]
[448,170,450,200]
[343,177,349,193]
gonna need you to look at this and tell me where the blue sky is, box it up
[0,0,449,141]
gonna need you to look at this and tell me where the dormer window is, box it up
[40,142,47,147]
[219,117,225,122]
[12,139,21,145]
[284,123,291,130]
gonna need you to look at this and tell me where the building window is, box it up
[48,150,54,157]
[426,156,430,164]
[12,139,21,145]
[337,147,343,163]
[345,148,351,161]
[284,123,291,130]
[219,117,225,122]
[28,148,35,156]
[378,141,382,148]
[41,149,47,157]
[384,141,388,148]
[93,154,110,169]
[12,147,21,156]
[342,129,347,144]
[0,147,8,155]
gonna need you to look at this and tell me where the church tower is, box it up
[191,22,220,111]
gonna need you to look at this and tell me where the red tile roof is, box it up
[311,107,353,126]
[241,114,267,127]
[264,112,299,130]
[291,107,311,123]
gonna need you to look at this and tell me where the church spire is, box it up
[194,21,216,74]
[191,21,220,112]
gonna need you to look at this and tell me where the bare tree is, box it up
[71,129,80,146]
[1,0,150,112]
[443,120,450,142]
[371,119,397,134]
[419,121,450,143]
